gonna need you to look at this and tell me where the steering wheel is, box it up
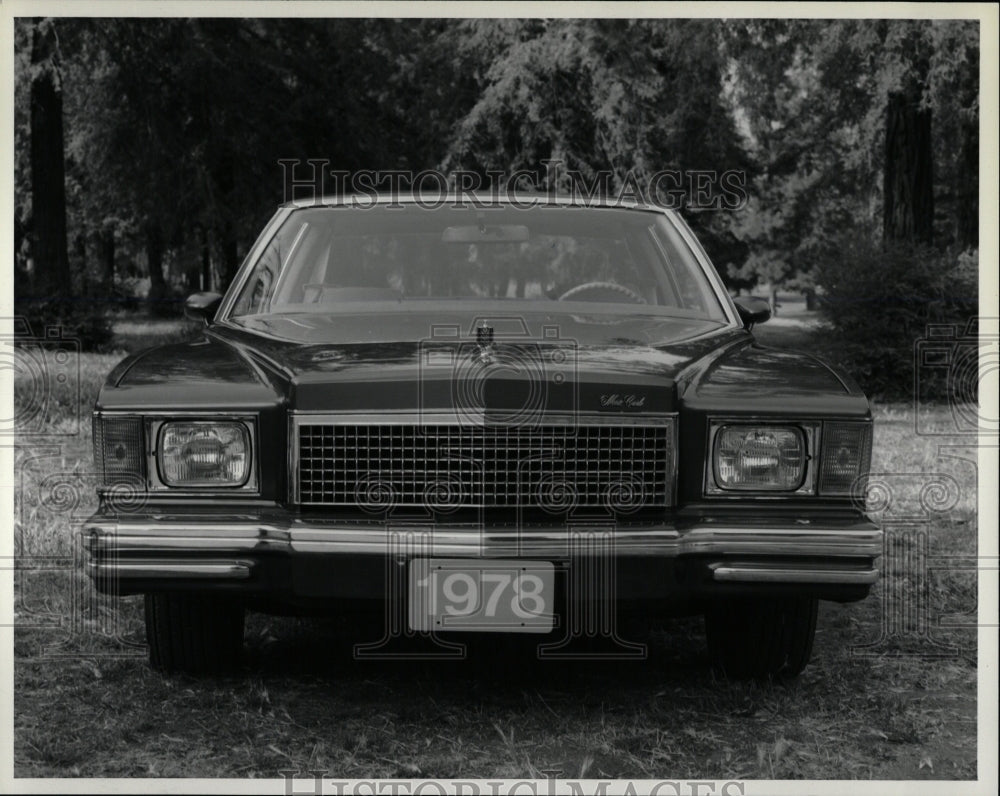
[557,281,647,305]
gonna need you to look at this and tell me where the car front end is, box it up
[85,196,879,678]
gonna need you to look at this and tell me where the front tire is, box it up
[144,593,245,675]
[705,596,818,680]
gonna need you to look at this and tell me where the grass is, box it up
[11,317,980,780]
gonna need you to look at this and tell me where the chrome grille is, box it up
[295,417,675,511]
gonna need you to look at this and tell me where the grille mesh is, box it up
[296,420,674,511]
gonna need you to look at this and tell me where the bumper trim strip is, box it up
[84,518,882,559]
[87,560,253,580]
[710,562,879,585]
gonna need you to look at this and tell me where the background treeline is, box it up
[14,18,979,398]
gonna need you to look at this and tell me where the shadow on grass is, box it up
[241,613,710,688]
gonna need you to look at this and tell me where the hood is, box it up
[98,338,284,410]
[101,309,868,418]
[213,310,742,414]
[684,342,870,416]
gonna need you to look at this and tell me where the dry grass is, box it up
[11,322,981,780]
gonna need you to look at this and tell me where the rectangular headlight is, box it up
[158,421,251,487]
[712,424,806,491]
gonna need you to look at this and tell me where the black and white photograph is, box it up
[2,2,996,793]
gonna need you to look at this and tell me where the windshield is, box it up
[228,204,727,321]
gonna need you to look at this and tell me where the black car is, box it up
[86,195,878,678]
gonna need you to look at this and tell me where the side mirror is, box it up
[184,291,223,324]
[733,296,771,330]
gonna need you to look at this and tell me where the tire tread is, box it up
[144,593,244,675]
[705,596,818,681]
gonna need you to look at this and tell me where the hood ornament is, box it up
[474,320,495,365]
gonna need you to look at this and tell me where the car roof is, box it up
[280,192,674,213]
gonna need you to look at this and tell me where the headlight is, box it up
[158,422,251,487]
[712,425,806,491]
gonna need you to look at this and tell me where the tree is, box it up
[720,19,978,291]
[15,16,978,332]
[878,22,934,244]
[926,22,979,249]
[883,91,933,243]
[55,18,458,302]
[441,19,752,274]
[27,18,70,299]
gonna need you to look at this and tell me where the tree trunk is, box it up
[210,147,240,285]
[73,232,87,295]
[14,212,27,264]
[883,91,934,244]
[146,225,167,312]
[29,19,71,299]
[98,226,115,291]
[186,237,201,293]
[803,287,817,311]
[218,227,239,287]
[186,265,200,294]
[956,114,978,249]
[200,227,212,292]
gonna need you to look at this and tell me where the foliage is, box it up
[814,233,978,400]
[13,18,982,356]
[14,256,114,352]
[15,297,115,352]
[441,19,752,270]
[721,19,979,292]
[16,19,467,304]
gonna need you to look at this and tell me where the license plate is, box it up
[408,559,555,633]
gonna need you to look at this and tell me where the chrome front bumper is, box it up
[84,513,882,589]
